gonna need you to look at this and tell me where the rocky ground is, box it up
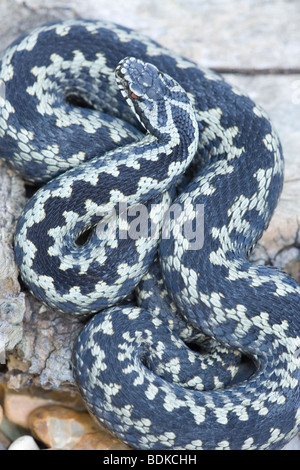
[0,0,299,450]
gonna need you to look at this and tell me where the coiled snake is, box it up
[0,19,299,450]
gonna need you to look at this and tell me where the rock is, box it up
[0,164,26,379]
[1,294,82,391]
[28,405,104,450]
[4,388,86,429]
[72,432,131,450]
[66,0,300,69]
[0,405,2,424]
[4,390,56,429]
[8,435,40,450]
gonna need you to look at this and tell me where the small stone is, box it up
[8,435,40,451]
[4,388,85,428]
[4,391,53,429]
[28,405,101,450]
[72,431,131,450]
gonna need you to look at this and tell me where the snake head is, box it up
[115,57,191,135]
[116,57,168,101]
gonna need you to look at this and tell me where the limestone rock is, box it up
[0,164,26,375]
[1,295,82,391]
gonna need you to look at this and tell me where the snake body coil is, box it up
[0,19,299,450]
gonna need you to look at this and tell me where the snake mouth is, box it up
[115,57,149,131]
[115,58,142,102]
[116,56,155,103]
[117,81,140,102]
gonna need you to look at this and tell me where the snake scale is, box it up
[0,19,299,450]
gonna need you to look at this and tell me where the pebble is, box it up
[4,388,85,429]
[8,435,40,451]
[28,405,128,450]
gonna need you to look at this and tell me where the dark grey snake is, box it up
[0,19,299,450]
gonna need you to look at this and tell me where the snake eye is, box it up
[129,89,139,99]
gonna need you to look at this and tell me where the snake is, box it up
[0,19,299,450]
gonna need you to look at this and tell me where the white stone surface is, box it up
[13,0,300,69]
[8,435,40,451]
